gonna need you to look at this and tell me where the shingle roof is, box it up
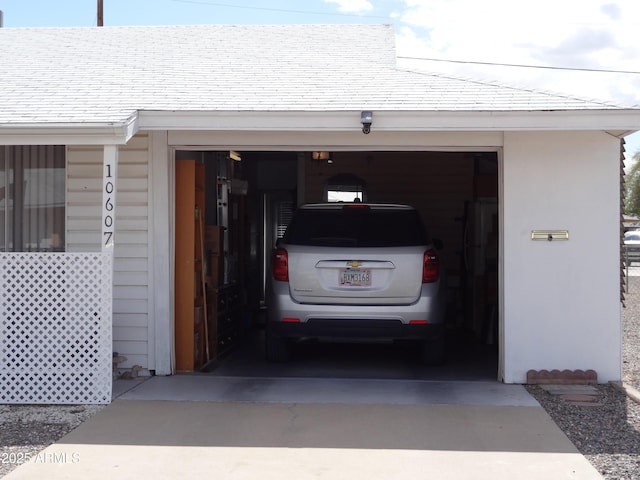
[0,24,631,126]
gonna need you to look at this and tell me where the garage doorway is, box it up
[173,149,500,381]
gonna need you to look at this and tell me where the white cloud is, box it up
[322,0,374,13]
[393,0,640,105]
[391,0,640,156]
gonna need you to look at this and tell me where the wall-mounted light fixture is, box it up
[229,150,241,162]
[361,111,373,134]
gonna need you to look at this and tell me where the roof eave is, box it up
[138,109,640,134]
[0,113,139,146]
[0,109,637,144]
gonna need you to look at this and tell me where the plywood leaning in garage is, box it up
[175,159,208,371]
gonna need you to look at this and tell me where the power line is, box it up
[170,0,391,19]
[169,0,640,76]
[397,56,640,75]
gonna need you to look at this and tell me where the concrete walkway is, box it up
[4,376,603,479]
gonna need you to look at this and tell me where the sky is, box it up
[1,0,639,160]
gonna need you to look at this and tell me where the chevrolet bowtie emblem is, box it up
[346,261,362,268]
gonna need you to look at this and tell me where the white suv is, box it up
[266,203,446,364]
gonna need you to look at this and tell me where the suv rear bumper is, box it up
[268,318,444,341]
[267,280,445,341]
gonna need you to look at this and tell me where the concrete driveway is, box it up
[4,375,603,479]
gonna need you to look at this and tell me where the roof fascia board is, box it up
[409,110,640,132]
[0,113,139,146]
[0,109,636,144]
[138,110,640,133]
[139,111,362,131]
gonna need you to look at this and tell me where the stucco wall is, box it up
[502,131,622,383]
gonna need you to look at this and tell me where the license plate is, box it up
[339,269,371,286]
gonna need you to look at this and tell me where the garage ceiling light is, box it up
[312,151,331,162]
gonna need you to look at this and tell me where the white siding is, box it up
[67,135,151,369]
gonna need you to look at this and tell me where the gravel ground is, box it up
[0,404,104,478]
[3,276,640,479]
[525,273,640,479]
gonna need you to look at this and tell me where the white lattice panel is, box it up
[0,253,113,404]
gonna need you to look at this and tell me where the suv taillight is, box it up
[273,247,289,282]
[422,248,439,283]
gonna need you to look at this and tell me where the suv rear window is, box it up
[283,207,428,247]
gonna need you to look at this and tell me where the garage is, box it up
[1,23,634,404]
[173,148,499,380]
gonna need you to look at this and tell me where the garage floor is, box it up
[207,326,499,382]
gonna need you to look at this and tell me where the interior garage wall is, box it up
[303,152,477,272]
[502,131,621,383]
[67,134,151,370]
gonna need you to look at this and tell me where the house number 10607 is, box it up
[103,163,114,247]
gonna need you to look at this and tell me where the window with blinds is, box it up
[0,146,66,252]
[276,201,294,239]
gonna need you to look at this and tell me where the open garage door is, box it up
[173,149,499,380]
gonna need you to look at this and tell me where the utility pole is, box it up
[97,0,103,27]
